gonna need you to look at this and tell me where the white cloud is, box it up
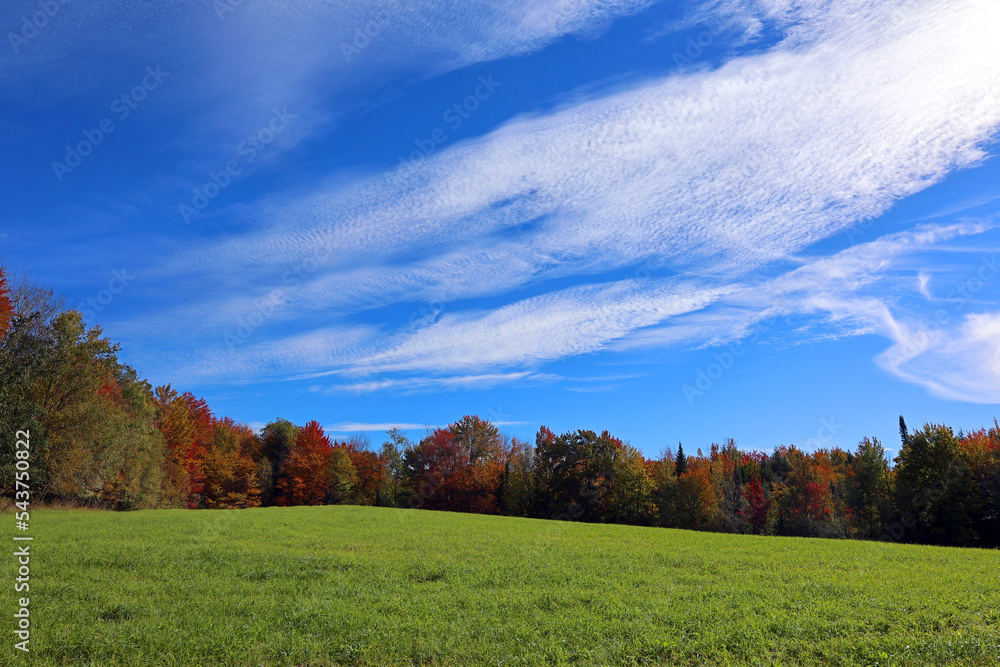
[315,372,554,394]
[878,307,1000,404]
[129,0,1000,401]
[0,0,658,166]
[357,280,725,372]
[159,324,378,384]
[612,220,1000,402]
[164,0,1000,299]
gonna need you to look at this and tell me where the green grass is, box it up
[3,506,999,666]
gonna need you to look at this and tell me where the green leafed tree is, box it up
[894,423,980,546]
[260,418,298,505]
[844,437,893,539]
[379,427,408,507]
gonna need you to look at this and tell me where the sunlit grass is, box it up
[3,505,999,666]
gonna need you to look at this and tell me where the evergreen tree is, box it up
[675,442,688,477]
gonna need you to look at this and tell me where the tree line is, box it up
[1,266,998,547]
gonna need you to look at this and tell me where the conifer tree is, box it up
[675,442,688,477]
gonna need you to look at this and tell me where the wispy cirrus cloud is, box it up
[0,0,660,171]
[367,280,723,374]
[168,0,1000,276]
[613,219,1000,402]
[886,312,1000,403]
[127,0,1000,404]
[312,372,552,394]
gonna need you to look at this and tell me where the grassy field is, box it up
[2,506,999,666]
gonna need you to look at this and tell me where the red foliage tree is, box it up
[97,375,124,408]
[407,428,464,511]
[402,418,509,514]
[343,447,386,505]
[738,476,771,534]
[275,420,333,506]
[179,392,214,504]
[0,266,12,338]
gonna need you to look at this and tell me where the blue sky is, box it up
[3,0,1000,457]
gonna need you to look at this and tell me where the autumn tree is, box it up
[340,435,385,506]
[651,449,677,527]
[328,447,357,504]
[534,427,634,523]
[379,427,408,507]
[275,420,335,506]
[711,440,746,533]
[154,385,194,507]
[18,311,136,501]
[769,446,842,538]
[501,436,536,516]
[0,264,12,338]
[534,427,600,521]
[959,424,1000,547]
[201,418,261,509]
[401,417,510,514]
[93,367,165,510]
[738,476,770,534]
[605,443,654,525]
[0,275,60,497]
[0,272,164,507]
[260,418,298,505]
[674,459,719,531]
[178,392,214,507]
[403,427,460,510]
[449,415,508,514]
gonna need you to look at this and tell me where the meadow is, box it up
[3,506,999,666]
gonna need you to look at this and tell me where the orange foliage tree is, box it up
[339,436,386,506]
[180,392,214,506]
[202,418,261,509]
[153,385,195,507]
[275,420,334,506]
